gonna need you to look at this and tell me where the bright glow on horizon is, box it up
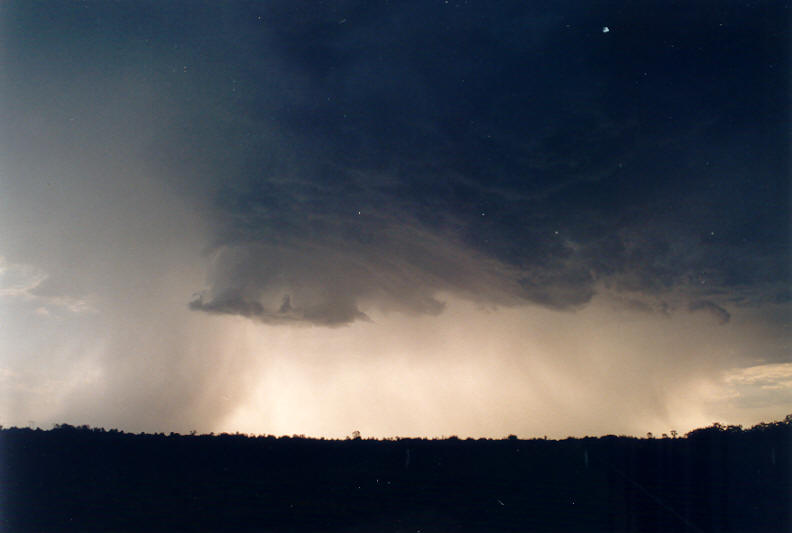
[215,295,792,439]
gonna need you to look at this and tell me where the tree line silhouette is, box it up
[1,416,789,532]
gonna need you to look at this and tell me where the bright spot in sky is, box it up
[602,26,610,33]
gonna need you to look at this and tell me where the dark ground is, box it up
[1,417,790,532]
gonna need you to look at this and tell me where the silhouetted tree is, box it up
[1,415,788,533]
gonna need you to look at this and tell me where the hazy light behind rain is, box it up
[0,1,789,437]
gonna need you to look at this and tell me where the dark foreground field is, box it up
[1,418,790,533]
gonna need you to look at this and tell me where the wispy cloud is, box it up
[720,362,792,409]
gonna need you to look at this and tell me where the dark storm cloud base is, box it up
[185,0,790,325]
[5,0,785,326]
[2,419,789,533]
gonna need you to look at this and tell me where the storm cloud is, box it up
[0,0,789,436]
[121,0,787,327]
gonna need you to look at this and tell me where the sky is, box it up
[0,0,789,438]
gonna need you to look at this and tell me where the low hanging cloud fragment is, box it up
[189,289,369,327]
[688,299,731,325]
[189,290,266,319]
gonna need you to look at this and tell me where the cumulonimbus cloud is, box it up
[169,2,787,327]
